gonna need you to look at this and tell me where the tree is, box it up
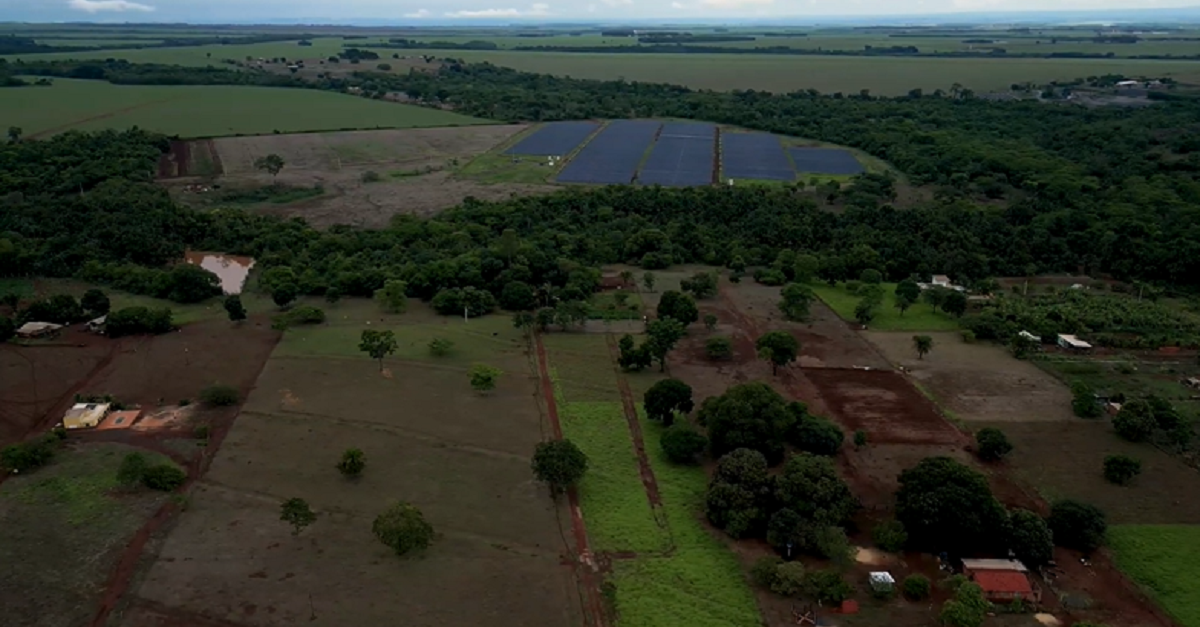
[802,570,853,605]
[1009,508,1054,568]
[756,331,800,376]
[902,574,931,600]
[895,293,915,316]
[337,448,366,477]
[644,379,694,426]
[705,448,771,538]
[224,295,247,323]
[703,313,718,330]
[657,290,698,326]
[860,268,883,284]
[373,501,434,556]
[280,498,317,535]
[774,453,858,528]
[642,272,656,292]
[469,364,502,393]
[254,153,285,179]
[895,278,921,304]
[1071,382,1101,419]
[661,424,708,465]
[324,286,341,305]
[872,520,908,553]
[200,384,239,407]
[790,415,844,456]
[939,582,989,627]
[359,329,398,371]
[778,283,814,321]
[854,297,878,326]
[1103,454,1142,485]
[141,464,186,490]
[793,254,819,284]
[117,452,148,487]
[681,272,718,299]
[913,335,934,359]
[271,282,297,308]
[7,126,21,143]
[895,456,1010,553]
[374,279,408,313]
[1113,399,1157,442]
[81,288,110,315]
[705,336,733,360]
[500,281,537,311]
[619,270,634,287]
[1048,499,1107,553]
[428,337,454,357]
[531,439,589,494]
[645,317,685,372]
[0,316,13,344]
[699,382,797,465]
[942,291,968,317]
[975,427,1013,461]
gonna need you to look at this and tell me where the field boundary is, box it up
[27,97,181,140]
[604,333,670,531]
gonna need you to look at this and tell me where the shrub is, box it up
[751,556,784,589]
[660,424,707,465]
[361,170,382,183]
[531,439,589,493]
[1103,454,1142,485]
[902,574,931,600]
[105,306,173,337]
[871,519,907,553]
[428,337,454,357]
[1048,499,1107,553]
[280,497,317,534]
[705,336,733,360]
[790,415,844,456]
[373,501,434,556]
[200,384,239,407]
[117,452,148,487]
[802,569,852,605]
[771,561,807,597]
[1113,400,1157,442]
[975,427,1013,461]
[853,429,867,447]
[0,437,57,473]
[1009,508,1054,567]
[1071,382,1101,418]
[141,464,186,491]
[960,329,976,343]
[338,448,366,477]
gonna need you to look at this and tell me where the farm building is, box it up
[15,322,63,338]
[962,559,1038,603]
[97,409,142,430]
[920,275,967,292]
[1057,334,1092,351]
[62,402,111,430]
[1018,331,1039,343]
[868,572,895,594]
[87,315,107,333]
[1185,377,1200,390]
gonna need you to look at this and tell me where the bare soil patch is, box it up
[806,369,964,446]
[865,331,1075,423]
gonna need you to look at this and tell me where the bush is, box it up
[1103,454,1142,485]
[428,337,454,357]
[531,439,589,493]
[751,556,784,589]
[802,570,852,605]
[105,306,173,337]
[141,464,186,491]
[0,437,56,473]
[853,429,867,447]
[373,501,434,556]
[338,448,366,477]
[871,519,907,553]
[790,415,844,456]
[705,336,733,360]
[960,329,976,343]
[1113,400,1157,442]
[361,170,382,183]
[771,561,807,597]
[902,574,931,600]
[199,384,239,407]
[272,304,326,329]
[1048,499,1107,553]
[1071,382,1101,418]
[117,452,148,486]
[975,427,1013,461]
[1009,508,1054,567]
[660,424,707,465]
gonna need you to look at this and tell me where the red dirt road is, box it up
[534,334,609,627]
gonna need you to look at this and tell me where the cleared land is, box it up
[125,302,583,627]
[865,331,1075,423]
[0,443,176,627]
[4,79,490,139]
[812,282,960,332]
[1110,525,1200,627]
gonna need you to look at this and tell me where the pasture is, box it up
[812,282,960,332]
[1109,525,1200,627]
[3,78,490,138]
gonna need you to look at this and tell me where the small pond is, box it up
[184,251,256,294]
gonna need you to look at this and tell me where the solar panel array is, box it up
[557,120,661,185]
[638,123,716,187]
[505,121,599,156]
[721,133,794,181]
[789,148,865,175]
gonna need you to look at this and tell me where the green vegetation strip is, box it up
[1109,525,1200,627]
[612,412,760,627]
[812,281,959,332]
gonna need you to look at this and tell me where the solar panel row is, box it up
[556,120,661,185]
[660,122,717,140]
[638,136,714,187]
[505,121,599,156]
[789,148,865,175]
[721,133,794,181]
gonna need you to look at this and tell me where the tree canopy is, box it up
[698,382,799,465]
[895,456,1010,554]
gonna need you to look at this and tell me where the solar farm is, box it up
[503,120,865,186]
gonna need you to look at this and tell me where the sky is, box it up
[3,0,1198,22]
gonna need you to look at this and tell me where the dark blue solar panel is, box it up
[556,120,661,185]
[660,122,716,140]
[638,136,714,187]
[721,133,793,181]
[789,148,865,175]
[505,121,599,156]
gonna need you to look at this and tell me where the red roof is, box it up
[970,569,1032,594]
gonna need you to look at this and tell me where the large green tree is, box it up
[756,331,799,375]
[895,456,1010,554]
[698,382,798,465]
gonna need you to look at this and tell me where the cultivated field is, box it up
[4,78,490,139]
[122,301,584,627]
[812,282,959,332]
[1110,525,1200,627]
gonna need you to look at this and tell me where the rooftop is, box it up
[962,558,1028,572]
[971,569,1033,595]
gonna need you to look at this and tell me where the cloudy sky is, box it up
[3,0,1195,22]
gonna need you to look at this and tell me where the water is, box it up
[184,251,255,295]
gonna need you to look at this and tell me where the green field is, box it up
[1110,525,1200,627]
[2,78,491,138]
[812,282,960,331]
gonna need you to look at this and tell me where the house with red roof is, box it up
[962,559,1039,603]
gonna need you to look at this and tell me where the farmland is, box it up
[1110,525,1200,627]
[812,282,960,332]
[2,78,490,138]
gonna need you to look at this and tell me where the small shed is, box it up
[931,275,952,287]
[87,315,107,333]
[1018,331,1039,343]
[16,322,63,339]
[1057,334,1092,351]
[1184,377,1200,390]
[868,571,895,593]
[62,402,111,430]
[962,559,1038,603]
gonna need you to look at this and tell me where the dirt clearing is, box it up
[866,331,1075,423]
[806,368,964,446]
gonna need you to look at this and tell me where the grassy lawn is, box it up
[0,278,34,300]
[4,78,492,138]
[455,152,560,184]
[1109,525,1200,627]
[1036,355,1200,402]
[812,281,959,332]
[589,290,643,320]
[36,278,273,325]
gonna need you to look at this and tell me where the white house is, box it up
[1057,334,1092,351]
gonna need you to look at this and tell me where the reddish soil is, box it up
[158,139,222,179]
[804,368,965,446]
[535,333,609,627]
[604,334,664,511]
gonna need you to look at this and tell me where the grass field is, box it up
[1109,525,1200,627]
[812,282,960,331]
[4,78,491,138]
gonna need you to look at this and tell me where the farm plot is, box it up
[1109,525,1200,627]
[203,126,559,227]
[864,331,1076,423]
[805,369,963,445]
[0,443,176,627]
[812,282,959,332]
[125,303,583,627]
